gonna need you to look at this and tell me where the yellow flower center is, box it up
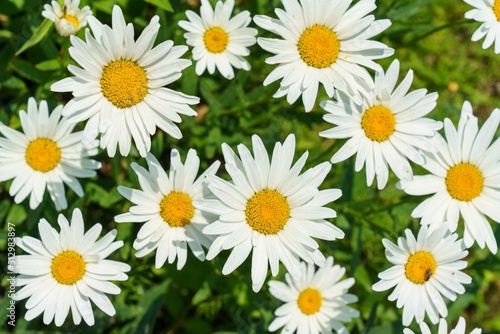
[297,288,322,315]
[297,25,340,69]
[51,250,86,285]
[405,251,437,284]
[25,138,61,172]
[63,14,79,29]
[160,192,195,227]
[361,105,396,142]
[245,189,290,234]
[203,27,229,54]
[100,59,148,109]
[494,0,500,22]
[445,163,484,201]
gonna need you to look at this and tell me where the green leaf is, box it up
[35,59,61,71]
[360,302,378,334]
[15,19,53,56]
[151,131,165,157]
[10,59,46,84]
[387,0,433,21]
[181,65,199,96]
[1,76,27,90]
[2,0,24,15]
[85,182,123,208]
[133,279,171,334]
[353,261,372,292]
[144,0,173,12]
[200,78,223,113]
[0,200,10,224]
[6,204,26,225]
[92,0,117,14]
[192,281,211,306]
[447,293,475,320]
[0,30,14,39]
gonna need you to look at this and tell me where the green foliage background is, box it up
[1,0,500,333]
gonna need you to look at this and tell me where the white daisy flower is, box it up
[268,256,359,334]
[372,223,472,326]
[464,0,500,53]
[196,134,345,292]
[114,150,220,270]
[404,317,482,334]
[0,97,100,211]
[178,0,258,79]
[397,101,500,253]
[14,208,131,327]
[253,0,394,112]
[319,59,442,189]
[51,5,199,158]
[42,0,92,37]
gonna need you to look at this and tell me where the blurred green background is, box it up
[1,0,500,333]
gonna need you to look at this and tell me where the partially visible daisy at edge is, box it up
[319,59,442,189]
[14,208,130,327]
[178,0,258,79]
[196,134,345,292]
[253,0,394,112]
[115,150,220,270]
[0,97,100,210]
[397,101,500,253]
[42,0,92,37]
[372,223,471,326]
[51,5,199,157]
[404,317,482,334]
[464,0,500,53]
[268,256,359,334]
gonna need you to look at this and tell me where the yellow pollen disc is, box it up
[51,250,86,285]
[297,25,340,69]
[100,59,148,109]
[25,138,61,172]
[245,189,290,234]
[361,105,396,142]
[445,163,484,201]
[494,0,500,22]
[203,27,229,54]
[405,251,437,284]
[297,288,322,315]
[160,192,195,227]
[63,14,79,28]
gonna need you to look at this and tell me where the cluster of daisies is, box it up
[3,0,499,331]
